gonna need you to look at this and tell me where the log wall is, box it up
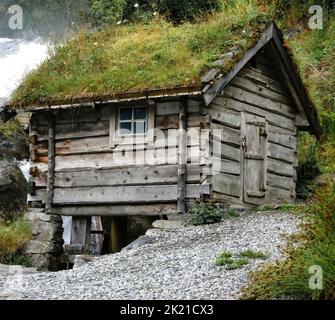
[208,59,298,205]
[28,97,210,215]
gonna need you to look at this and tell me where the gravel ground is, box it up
[0,211,300,300]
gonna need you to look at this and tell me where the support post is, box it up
[177,98,187,213]
[109,217,127,253]
[46,111,55,213]
[68,216,92,255]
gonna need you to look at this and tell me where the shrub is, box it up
[241,180,335,300]
[296,134,321,199]
[187,201,221,226]
[215,251,250,270]
[0,219,32,265]
[89,0,221,26]
[239,250,269,260]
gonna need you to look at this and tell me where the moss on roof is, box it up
[10,3,274,106]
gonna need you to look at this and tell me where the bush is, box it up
[187,201,221,226]
[241,180,335,300]
[89,0,221,26]
[296,134,321,199]
[0,219,32,265]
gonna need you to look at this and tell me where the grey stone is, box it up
[73,255,97,269]
[152,220,184,230]
[0,161,27,221]
[24,240,59,255]
[122,235,154,251]
[200,68,220,83]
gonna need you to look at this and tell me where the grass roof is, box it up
[10,2,275,106]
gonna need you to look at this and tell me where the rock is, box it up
[0,264,38,275]
[0,161,27,222]
[122,235,154,251]
[0,119,29,162]
[73,255,97,269]
[201,68,220,83]
[22,209,64,271]
[152,220,184,230]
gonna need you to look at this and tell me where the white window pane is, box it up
[134,121,146,134]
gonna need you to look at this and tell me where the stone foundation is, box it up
[23,209,64,271]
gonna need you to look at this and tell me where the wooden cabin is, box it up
[12,23,320,255]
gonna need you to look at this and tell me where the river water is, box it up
[0,37,48,103]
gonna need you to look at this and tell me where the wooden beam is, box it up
[110,217,127,253]
[46,112,55,213]
[177,98,187,213]
[52,203,178,216]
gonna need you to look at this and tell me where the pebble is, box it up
[0,211,300,300]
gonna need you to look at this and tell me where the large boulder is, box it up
[0,161,27,222]
[0,119,29,162]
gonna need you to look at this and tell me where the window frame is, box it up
[118,106,148,137]
[109,102,155,148]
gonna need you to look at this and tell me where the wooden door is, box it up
[242,114,268,204]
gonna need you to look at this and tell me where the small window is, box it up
[118,106,147,136]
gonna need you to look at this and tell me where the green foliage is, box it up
[239,250,269,260]
[0,218,32,265]
[11,2,272,105]
[89,0,221,26]
[226,208,239,218]
[215,249,268,269]
[187,201,221,226]
[226,258,249,270]
[241,180,335,300]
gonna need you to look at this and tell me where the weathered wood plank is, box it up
[211,173,241,198]
[52,203,178,216]
[54,165,202,188]
[268,129,297,150]
[222,85,296,118]
[213,96,296,132]
[156,101,180,115]
[37,121,110,141]
[212,157,240,175]
[268,142,295,164]
[213,142,240,162]
[177,99,187,213]
[267,173,295,192]
[239,67,287,95]
[51,184,211,205]
[211,124,240,147]
[46,113,55,212]
[53,146,201,171]
[208,106,241,129]
[230,75,292,105]
[267,158,294,177]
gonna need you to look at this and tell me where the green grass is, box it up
[226,208,240,218]
[0,219,32,265]
[10,1,276,106]
[255,204,298,213]
[215,249,269,269]
[241,180,335,300]
[239,250,269,260]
